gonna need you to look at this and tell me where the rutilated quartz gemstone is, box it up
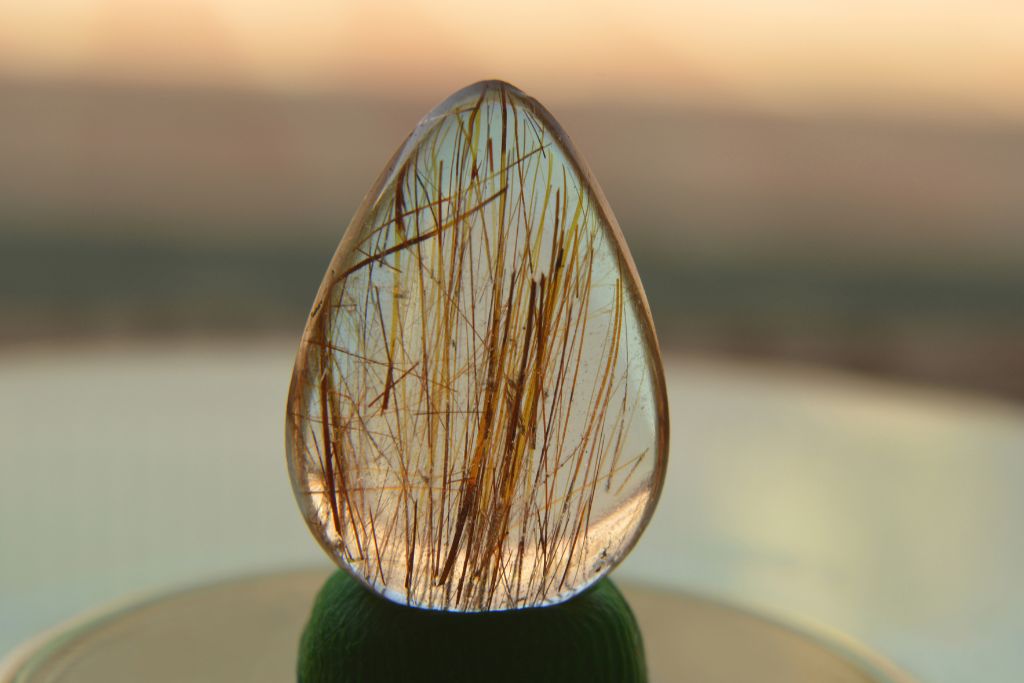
[287,80,669,612]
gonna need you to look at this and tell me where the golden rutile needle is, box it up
[287,80,668,612]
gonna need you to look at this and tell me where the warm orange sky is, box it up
[2,0,1023,118]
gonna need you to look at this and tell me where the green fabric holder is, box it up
[299,570,647,682]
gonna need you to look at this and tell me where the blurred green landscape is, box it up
[3,78,1023,398]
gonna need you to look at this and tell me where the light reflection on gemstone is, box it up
[287,80,668,612]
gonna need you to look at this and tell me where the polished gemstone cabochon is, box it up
[287,80,669,612]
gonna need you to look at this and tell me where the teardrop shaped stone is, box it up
[287,80,669,612]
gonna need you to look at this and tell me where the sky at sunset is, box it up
[2,0,1023,118]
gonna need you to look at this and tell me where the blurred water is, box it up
[1,342,1022,681]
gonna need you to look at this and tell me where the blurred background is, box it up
[3,0,1023,395]
[1,2,1023,682]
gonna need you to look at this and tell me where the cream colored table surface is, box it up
[2,341,1022,682]
[0,570,915,683]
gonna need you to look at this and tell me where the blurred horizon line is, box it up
[6,69,1024,132]
[5,68,1024,127]
[4,1,1024,124]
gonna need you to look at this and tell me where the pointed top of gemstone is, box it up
[287,80,668,611]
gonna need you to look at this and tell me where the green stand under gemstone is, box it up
[298,570,647,683]
[287,80,669,612]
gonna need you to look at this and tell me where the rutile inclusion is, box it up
[287,80,668,612]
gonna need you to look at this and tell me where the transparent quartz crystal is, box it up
[287,81,669,612]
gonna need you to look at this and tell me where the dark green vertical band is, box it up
[298,570,647,683]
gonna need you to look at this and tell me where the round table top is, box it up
[2,570,914,683]
[2,341,1023,681]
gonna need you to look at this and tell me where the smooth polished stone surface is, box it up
[288,81,668,611]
